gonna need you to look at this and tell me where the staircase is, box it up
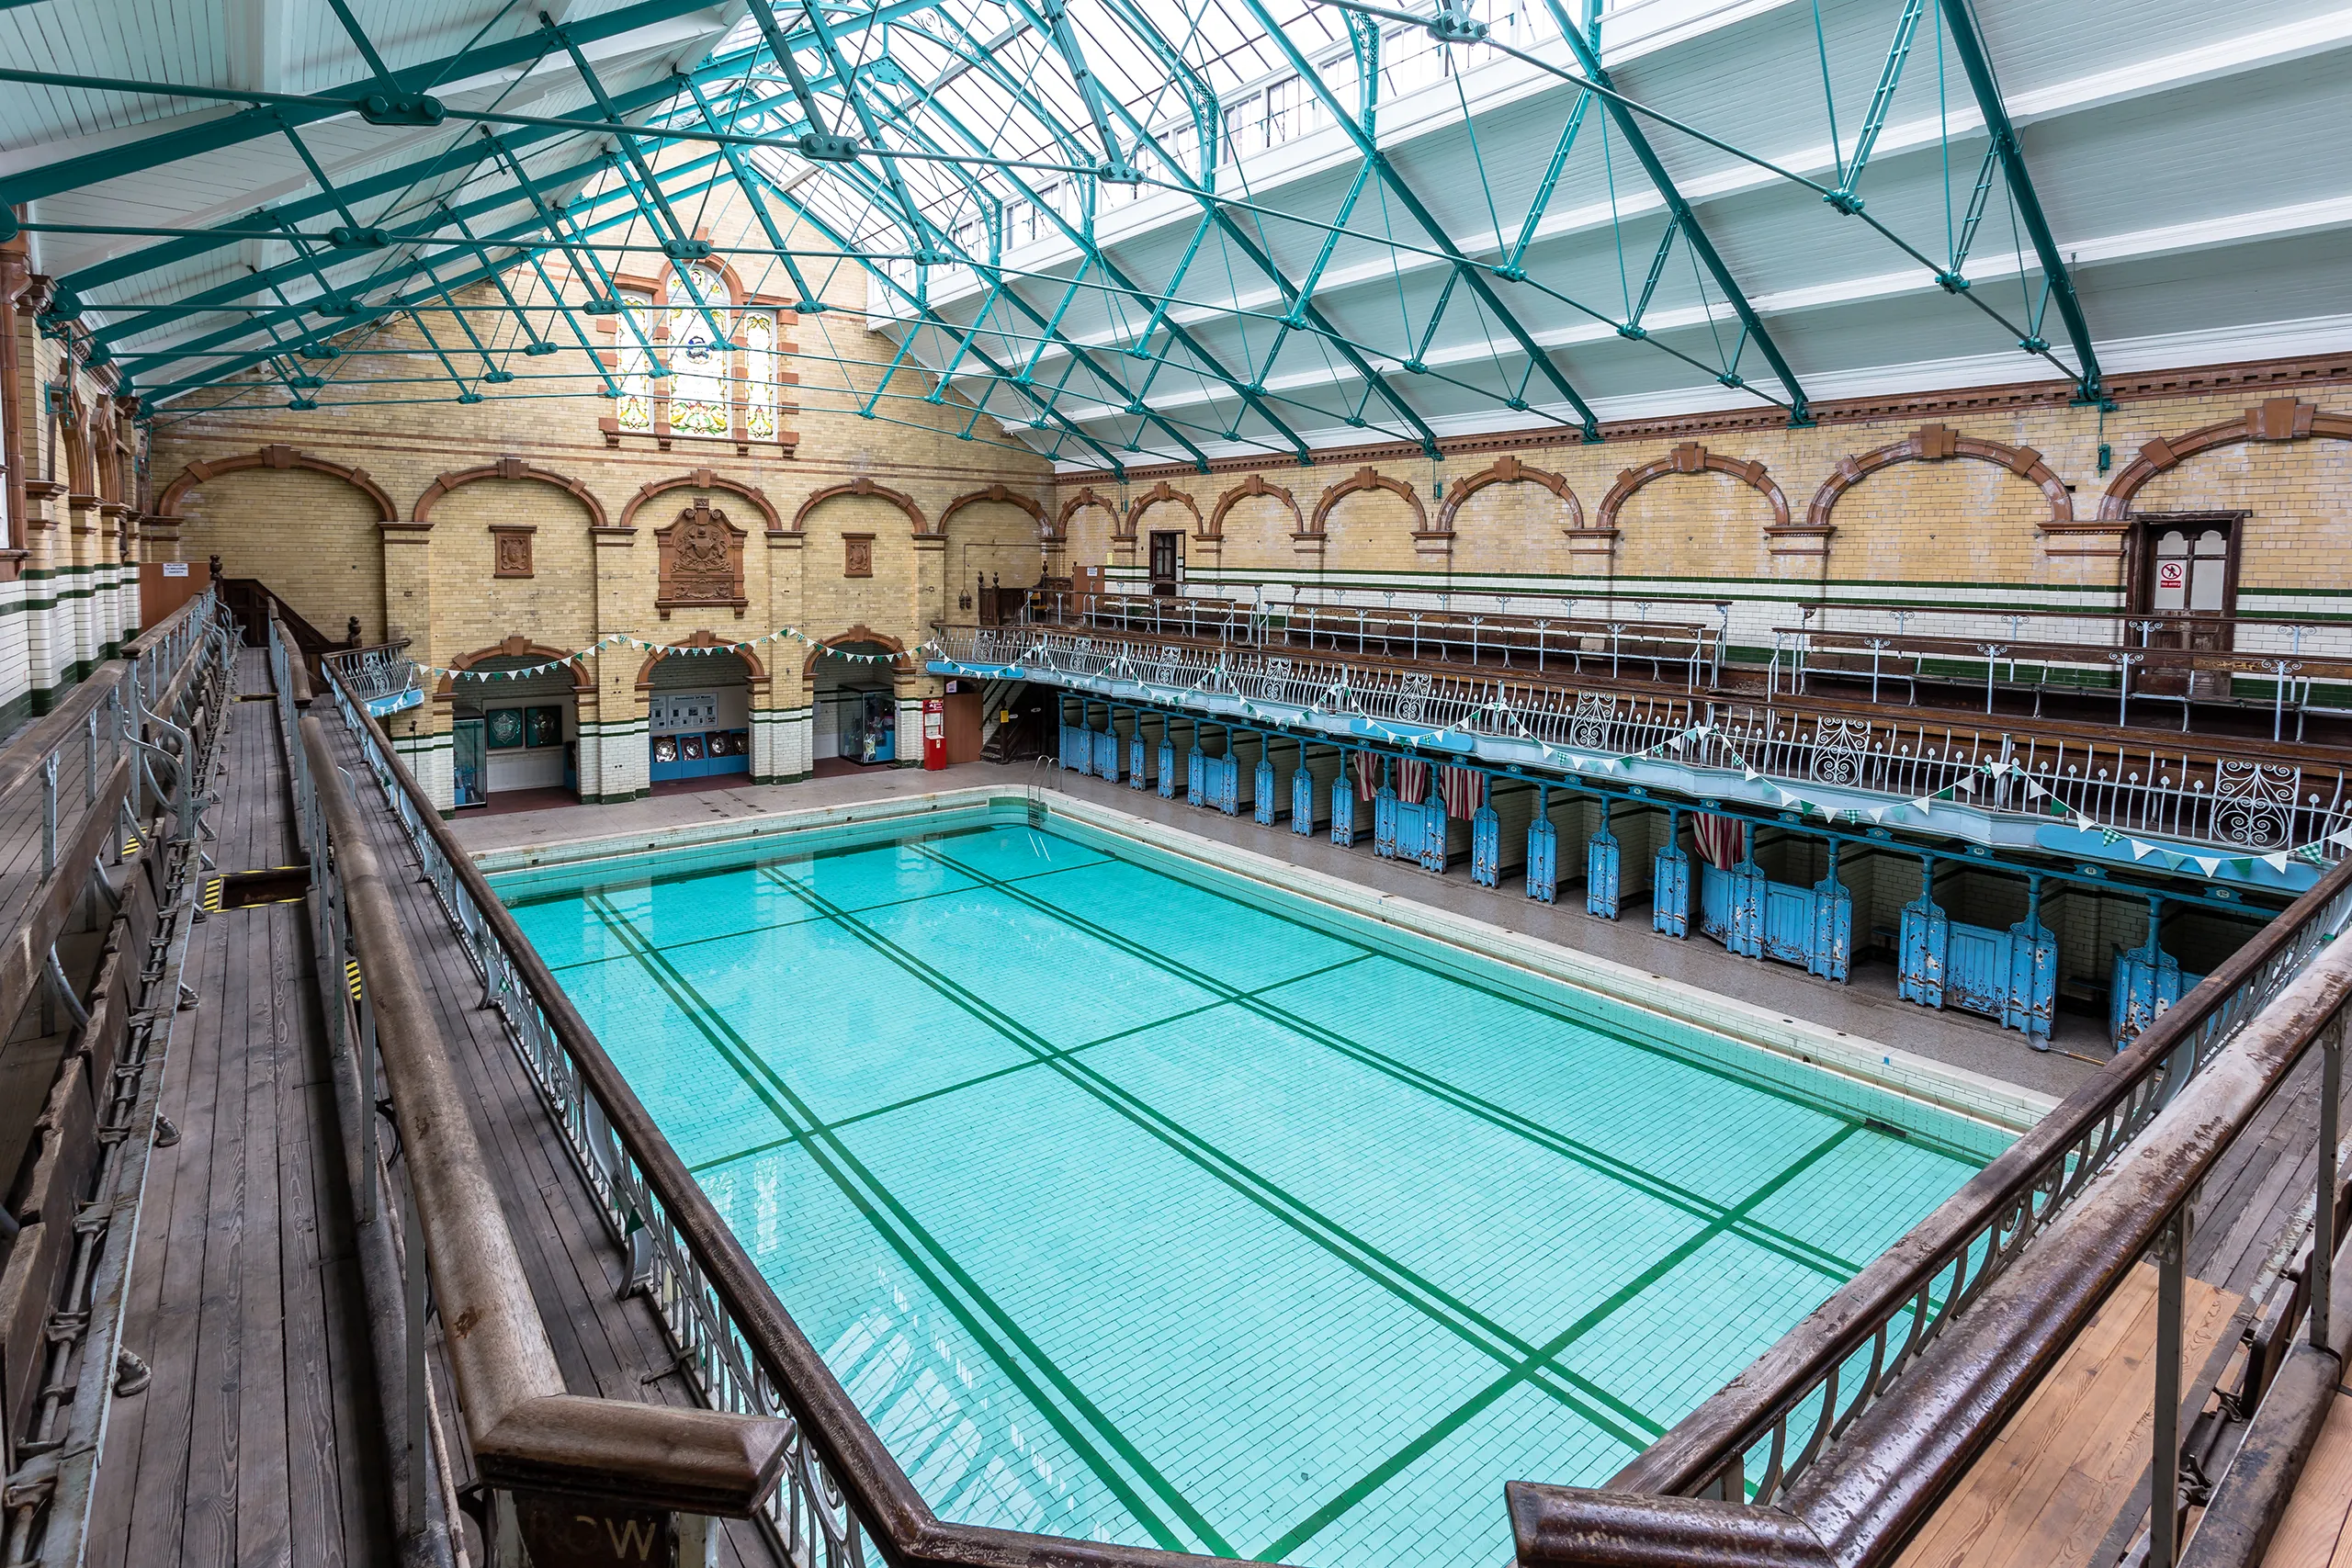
[978,680,1039,763]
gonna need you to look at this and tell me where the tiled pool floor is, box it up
[506,823,1987,1568]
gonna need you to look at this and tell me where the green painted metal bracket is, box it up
[1934,0,2103,402]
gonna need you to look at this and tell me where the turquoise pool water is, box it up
[495,811,2001,1568]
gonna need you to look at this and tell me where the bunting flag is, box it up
[416,624,941,684]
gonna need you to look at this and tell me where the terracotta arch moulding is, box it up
[1311,468,1426,534]
[791,474,931,535]
[797,624,911,680]
[1123,481,1204,540]
[1437,455,1587,557]
[1052,487,1119,543]
[1806,423,2073,556]
[1205,473,1303,540]
[433,636,595,702]
[937,484,1047,537]
[154,444,397,525]
[1598,441,1790,557]
[635,626,772,693]
[616,468,783,536]
[410,455,610,528]
[2098,397,2352,524]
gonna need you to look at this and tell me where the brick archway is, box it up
[1438,454,1584,533]
[155,444,396,522]
[1125,481,1202,538]
[939,484,1046,535]
[617,469,781,533]
[634,627,772,693]
[1805,423,2071,531]
[434,635,594,700]
[1311,467,1424,534]
[412,456,608,527]
[1207,474,1301,539]
[795,476,931,535]
[1055,486,1117,542]
[798,624,911,679]
[2099,398,2352,519]
[1598,442,1787,535]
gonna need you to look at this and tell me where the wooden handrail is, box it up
[297,708,791,1516]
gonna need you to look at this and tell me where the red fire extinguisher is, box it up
[922,697,945,770]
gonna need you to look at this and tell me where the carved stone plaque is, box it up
[492,527,534,579]
[843,533,874,579]
[654,497,748,617]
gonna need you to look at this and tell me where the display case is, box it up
[837,690,897,764]
[452,717,487,807]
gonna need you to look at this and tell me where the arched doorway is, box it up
[447,652,584,807]
[812,640,901,769]
[647,649,753,784]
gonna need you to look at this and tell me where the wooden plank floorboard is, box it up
[2258,1392,2352,1568]
[1896,1263,2241,1568]
[313,716,774,1566]
[87,656,392,1568]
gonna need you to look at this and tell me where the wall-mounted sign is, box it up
[161,562,189,578]
[650,692,719,734]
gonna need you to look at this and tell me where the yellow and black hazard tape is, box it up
[199,877,222,913]
[346,958,363,1001]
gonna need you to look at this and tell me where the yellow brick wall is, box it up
[1055,388,2352,625]
[172,467,390,643]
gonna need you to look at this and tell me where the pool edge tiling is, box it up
[485,795,2044,1568]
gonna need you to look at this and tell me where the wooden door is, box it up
[1148,530,1182,596]
[2131,513,2242,696]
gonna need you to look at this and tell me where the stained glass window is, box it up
[664,263,734,437]
[615,292,654,433]
[743,311,777,442]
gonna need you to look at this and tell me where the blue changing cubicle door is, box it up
[1256,758,1279,826]
[1761,882,1813,966]
[1130,732,1149,789]
[1899,893,1950,1007]
[2004,918,2057,1040]
[1186,745,1205,805]
[1058,722,1082,772]
[1293,763,1317,837]
[1701,863,1767,956]
[1331,773,1356,847]
[1159,739,1177,798]
[1471,806,1501,887]
[1374,786,1399,858]
[1808,863,1852,981]
[1526,817,1557,903]
[1586,820,1620,918]
[1092,727,1120,781]
[1415,795,1447,874]
[1653,848,1691,937]
[2110,942,2186,1043]
[1214,755,1240,816]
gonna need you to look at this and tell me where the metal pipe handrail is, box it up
[286,665,791,1517]
[1510,933,2352,1568]
[936,624,2352,859]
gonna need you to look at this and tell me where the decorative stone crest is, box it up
[491,525,534,579]
[843,534,875,578]
[655,497,748,618]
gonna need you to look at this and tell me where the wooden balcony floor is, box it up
[84,649,774,1567]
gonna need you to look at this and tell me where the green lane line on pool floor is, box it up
[683,955,1374,1175]
[1253,1122,1861,1563]
[754,866,1667,1455]
[580,893,1219,1558]
[903,839,1872,1280]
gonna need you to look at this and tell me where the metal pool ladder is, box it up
[1025,754,1052,828]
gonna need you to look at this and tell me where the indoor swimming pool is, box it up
[493,808,2009,1568]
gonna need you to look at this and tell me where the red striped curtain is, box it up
[1693,813,1747,869]
[1438,765,1486,819]
[1352,750,1381,801]
[1396,758,1430,804]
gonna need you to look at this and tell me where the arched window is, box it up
[613,263,782,446]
